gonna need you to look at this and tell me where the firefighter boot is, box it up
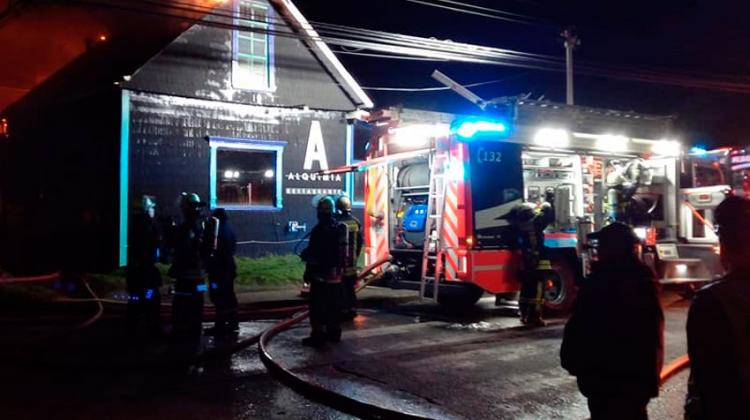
[302,330,327,347]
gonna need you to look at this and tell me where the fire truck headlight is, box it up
[653,139,681,157]
[454,120,508,139]
[534,128,570,148]
[633,227,647,241]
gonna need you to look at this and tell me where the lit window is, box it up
[233,0,274,90]
[210,138,285,210]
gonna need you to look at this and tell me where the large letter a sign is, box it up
[303,121,329,171]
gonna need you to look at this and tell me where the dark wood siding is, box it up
[128,91,349,257]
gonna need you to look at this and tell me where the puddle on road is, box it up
[444,320,521,332]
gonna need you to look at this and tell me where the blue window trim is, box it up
[118,89,130,267]
[232,0,276,92]
[209,137,286,211]
[346,124,365,208]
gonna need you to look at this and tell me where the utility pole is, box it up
[561,28,580,105]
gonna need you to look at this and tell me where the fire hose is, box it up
[256,257,441,420]
[0,271,61,284]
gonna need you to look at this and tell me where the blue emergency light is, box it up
[689,146,708,155]
[453,119,509,140]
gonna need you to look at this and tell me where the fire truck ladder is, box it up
[420,151,449,302]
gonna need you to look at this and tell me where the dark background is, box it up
[298,0,750,148]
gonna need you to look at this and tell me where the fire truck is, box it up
[678,146,750,263]
[325,98,712,310]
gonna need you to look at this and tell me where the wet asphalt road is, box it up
[0,291,690,420]
[266,295,689,419]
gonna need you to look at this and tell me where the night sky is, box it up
[297,0,750,148]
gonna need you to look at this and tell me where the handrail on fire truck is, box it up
[420,150,450,302]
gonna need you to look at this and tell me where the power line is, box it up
[412,0,548,22]
[334,49,450,62]
[62,0,750,94]
[404,0,552,27]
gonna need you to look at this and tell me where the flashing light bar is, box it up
[454,119,509,139]
[689,146,708,156]
[596,134,629,152]
[652,139,681,157]
[534,128,570,149]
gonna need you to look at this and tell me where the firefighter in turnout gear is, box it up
[336,195,363,320]
[206,208,239,338]
[168,192,214,354]
[126,195,163,338]
[508,189,556,326]
[300,196,347,347]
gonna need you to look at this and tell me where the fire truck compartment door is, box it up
[468,141,524,248]
[403,204,428,232]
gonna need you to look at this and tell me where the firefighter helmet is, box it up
[141,195,156,212]
[336,195,352,213]
[179,192,204,211]
[317,196,336,216]
[515,203,537,223]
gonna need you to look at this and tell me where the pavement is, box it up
[265,295,691,419]
[0,288,692,420]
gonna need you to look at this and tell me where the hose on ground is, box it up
[660,354,690,385]
[256,257,439,420]
[0,271,61,284]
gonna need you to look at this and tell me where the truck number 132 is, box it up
[477,147,502,164]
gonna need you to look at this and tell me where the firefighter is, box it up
[605,159,652,224]
[300,196,346,347]
[168,192,212,353]
[126,195,163,338]
[336,195,363,320]
[508,189,555,326]
[206,208,239,338]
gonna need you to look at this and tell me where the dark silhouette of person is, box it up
[167,192,212,355]
[561,222,664,420]
[685,196,750,420]
[126,195,163,339]
[300,196,346,347]
[206,208,239,338]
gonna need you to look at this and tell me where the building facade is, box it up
[0,0,372,272]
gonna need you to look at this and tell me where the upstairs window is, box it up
[233,0,274,91]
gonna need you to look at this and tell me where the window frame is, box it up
[209,137,286,211]
[346,124,365,208]
[231,0,276,92]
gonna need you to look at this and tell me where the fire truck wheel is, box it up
[542,255,577,314]
[437,284,485,308]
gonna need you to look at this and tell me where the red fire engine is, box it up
[324,99,709,310]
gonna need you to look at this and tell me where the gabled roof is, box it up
[1,0,372,113]
[271,0,373,109]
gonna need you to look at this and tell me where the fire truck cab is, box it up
[676,146,750,276]
[338,102,696,309]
